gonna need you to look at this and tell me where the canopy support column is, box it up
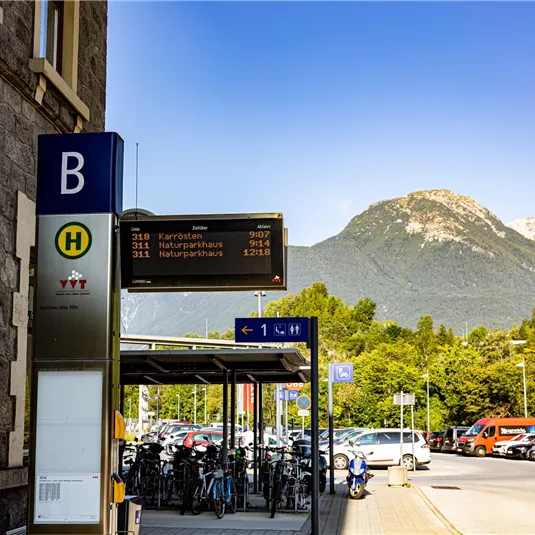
[223,369,229,464]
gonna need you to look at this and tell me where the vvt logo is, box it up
[60,270,87,290]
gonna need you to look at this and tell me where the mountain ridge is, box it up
[122,190,535,336]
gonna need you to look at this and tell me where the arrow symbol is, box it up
[241,326,253,335]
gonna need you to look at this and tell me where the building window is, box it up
[40,0,64,74]
[31,0,90,121]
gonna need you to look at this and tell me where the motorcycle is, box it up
[346,441,373,500]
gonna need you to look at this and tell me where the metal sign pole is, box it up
[276,384,281,446]
[411,404,415,472]
[328,363,335,494]
[310,317,320,535]
[400,390,404,466]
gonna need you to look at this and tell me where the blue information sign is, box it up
[333,363,354,383]
[37,132,124,216]
[235,317,309,343]
[274,390,299,401]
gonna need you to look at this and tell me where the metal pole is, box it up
[193,385,197,425]
[231,371,237,450]
[253,381,259,494]
[204,388,207,424]
[276,384,281,446]
[426,372,430,433]
[302,416,305,437]
[411,404,415,472]
[310,316,320,535]
[285,398,288,443]
[523,359,528,418]
[328,363,335,494]
[156,386,160,426]
[400,390,404,466]
[178,393,180,420]
[223,370,229,464]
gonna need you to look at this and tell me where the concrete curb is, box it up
[413,485,464,535]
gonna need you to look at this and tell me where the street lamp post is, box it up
[176,393,180,420]
[254,290,266,318]
[202,387,207,424]
[517,359,528,418]
[193,385,197,425]
[422,372,430,432]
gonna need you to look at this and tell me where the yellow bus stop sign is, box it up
[55,222,92,259]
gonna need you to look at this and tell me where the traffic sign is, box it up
[296,395,311,410]
[285,382,304,391]
[393,393,415,406]
[235,317,309,343]
[333,363,353,383]
[274,389,299,401]
[298,409,310,417]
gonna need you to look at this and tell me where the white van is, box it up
[331,428,431,470]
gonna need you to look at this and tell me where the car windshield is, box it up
[465,424,485,437]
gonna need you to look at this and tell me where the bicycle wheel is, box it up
[190,480,203,515]
[227,477,237,514]
[212,479,226,519]
[270,477,280,519]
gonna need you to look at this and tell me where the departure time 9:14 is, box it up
[243,230,271,257]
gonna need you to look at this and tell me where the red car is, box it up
[183,428,223,448]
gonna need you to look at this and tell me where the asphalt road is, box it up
[367,452,535,534]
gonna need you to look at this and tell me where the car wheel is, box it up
[528,450,535,462]
[401,455,415,470]
[475,446,486,458]
[333,454,349,470]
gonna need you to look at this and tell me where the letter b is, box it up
[61,152,85,194]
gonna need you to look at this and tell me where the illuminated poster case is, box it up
[34,371,103,524]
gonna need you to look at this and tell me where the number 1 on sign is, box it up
[261,324,266,336]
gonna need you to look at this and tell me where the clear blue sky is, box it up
[106,1,535,246]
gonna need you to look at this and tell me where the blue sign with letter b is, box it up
[37,133,124,216]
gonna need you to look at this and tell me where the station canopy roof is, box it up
[120,348,311,385]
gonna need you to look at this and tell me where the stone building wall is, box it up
[0,1,108,531]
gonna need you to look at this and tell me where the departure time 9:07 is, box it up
[249,231,271,239]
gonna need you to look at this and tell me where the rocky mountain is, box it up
[121,190,535,336]
[506,218,535,241]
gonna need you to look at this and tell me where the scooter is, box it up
[346,442,373,500]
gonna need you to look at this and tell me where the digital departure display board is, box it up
[120,214,287,291]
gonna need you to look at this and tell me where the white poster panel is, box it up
[34,370,103,524]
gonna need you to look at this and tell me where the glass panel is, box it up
[358,433,377,445]
[45,1,62,72]
[40,0,48,58]
[378,432,399,444]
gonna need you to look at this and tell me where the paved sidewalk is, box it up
[141,483,458,535]
[419,484,534,534]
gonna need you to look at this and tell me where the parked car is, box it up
[492,433,535,456]
[428,431,445,451]
[163,431,190,453]
[441,426,470,452]
[460,418,535,457]
[159,423,200,441]
[506,439,535,460]
[526,443,535,461]
[183,428,223,448]
[327,429,430,471]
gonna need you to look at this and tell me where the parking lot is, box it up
[381,452,535,534]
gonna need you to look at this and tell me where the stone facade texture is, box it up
[0,1,108,532]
